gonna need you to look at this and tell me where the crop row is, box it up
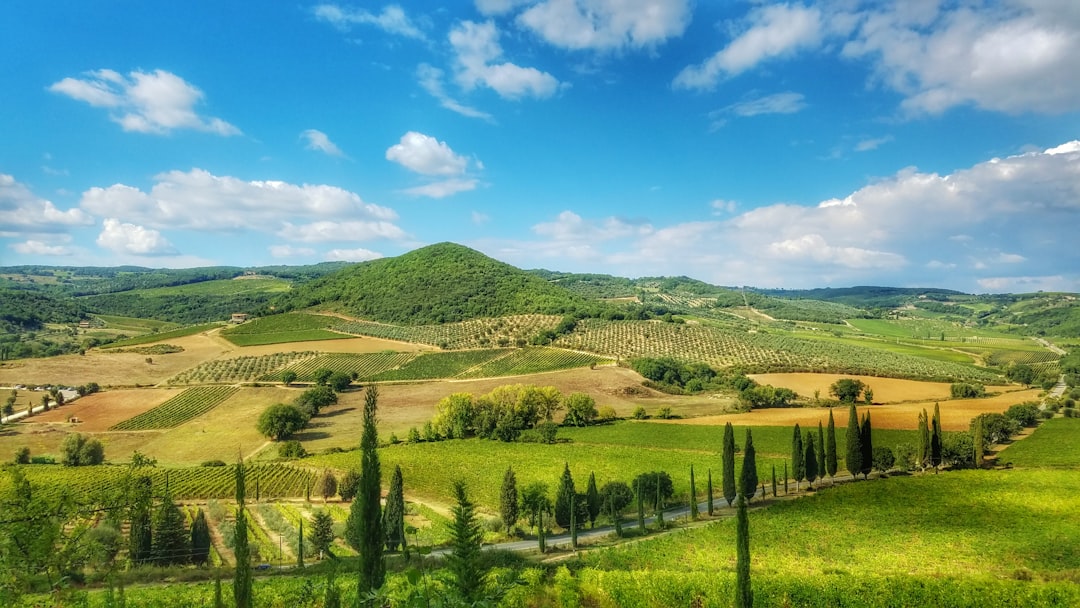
[110,386,240,430]
[557,319,1001,383]
[100,322,223,349]
[266,352,417,382]
[366,349,511,381]
[458,348,612,378]
[222,312,334,335]
[169,351,318,384]
[986,350,1061,367]
[331,314,562,349]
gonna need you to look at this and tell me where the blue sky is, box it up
[1,1,1078,292]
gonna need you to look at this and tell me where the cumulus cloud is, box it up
[450,20,561,99]
[533,210,653,241]
[517,0,691,51]
[0,173,93,233]
[11,239,73,256]
[79,169,399,233]
[301,129,345,156]
[50,69,239,135]
[97,219,176,255]
[326,247,384,262]
[417,64,495,121]
[402,179,479,198]
[278,220,406,242]
[269,244,316,258]
[386,132,469,176]
[313,4,425,39]
[674,4,822,90]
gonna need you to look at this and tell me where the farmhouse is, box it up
[230,313,250,324]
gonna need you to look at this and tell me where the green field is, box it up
[220,312,348,346]
[169,351,319,384]
[458,348,612,378]
[998,418,1080,468]
[99,322,223,349]
[269,351,417,382]
[110,386,240,430]
[366,349,509,381]
[93,314,179,333]
[125,277,290,297]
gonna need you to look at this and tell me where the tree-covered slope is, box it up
[274,242,594,325]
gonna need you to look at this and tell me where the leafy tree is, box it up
[153,493,189,565]
[14,447,30,465]
[311,510,335,558]
[791,424,804,490]
[930,403,942,472]
[318,470,337,502]
[256,403,309,441]
[632,471,674,510]
[739,428,758,501]
[128,475,153,565]
[60,433,104,466]
[872,446,895,472]
[500,466,518,534]
[804,431,818,489]
[383,465,405,552]
[562,392,598,427]
[1006,363,1036,385]
[599,481,633,516]
[845,404,862,479]
[830,378,866,403]
[722,422,736,506]
[864,388,874,404]
[433,393,474,439]
[689,465,699,519]
[327,371,352,392]
[554,463,575,528]
[861,411,874,479]
[313,368,333,386]
[1004,402,1041,427]
[585,472,601,527]
[293,386,337,416]
[520,482,551,529]
[338,469,359,501]
[349,385,384,593]
[826,409,838,478]
[970,412,1019,447]
[190,508,211,565]
[447,481,484,604]
[233,460,252,608]
[734,495,753,608]
[281,370,297,386]
[816,421,826,477]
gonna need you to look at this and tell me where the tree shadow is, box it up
[319,407,356,418]
[293,430,330,441]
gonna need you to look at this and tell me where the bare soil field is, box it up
[666,387,1043,431]
[29,388,182,431]
[749,372,1019,403]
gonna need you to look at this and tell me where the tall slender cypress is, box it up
[500,466,518,535]
[791,424,804,491]
[740,428,758,501]
[383,465,405,551]
[233,459,252,608]
[555,463,575,528]
[770,464,777,497]
[974,416,985,468]
[655,482,665,529]
[297,519,304,568]
[825,409,838,479]
[816,421,826,480]
[352,385,384,594]
[722,422,736,506]
[783,461,788,494]
[636,478,645,533]
[610,495,622,537]
[538,509,546,553]
[917,409,930,470]
[586,472,600,528]
[860,411,874,479]
[845,404,862,479]
[930,402,942,473]
[689,465,699,519]
[706,469,714,516]
[804,431,818,489]
[128,475,153,565]
[734,495,753,608]
[570,495,578,547]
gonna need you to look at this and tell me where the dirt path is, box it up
[206,516,236,567]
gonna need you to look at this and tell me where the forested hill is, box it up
[753,286,967,307]
[273,242,594,325]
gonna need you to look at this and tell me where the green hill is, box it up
[274,242,595,325]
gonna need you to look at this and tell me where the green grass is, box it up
[366,349,509,381]
[269,352,417,382]
[220,312,349,346]
[999,418,1080,468]
[127,277,290,297]
[110,386,240,430]
[99,322,223,348]
[94,314,179,333]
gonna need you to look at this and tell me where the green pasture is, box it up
[93,314,178,333]
[221,312,349,346]
[99,322,223,348]
[998,418,1080,468]
[126,277,290,297]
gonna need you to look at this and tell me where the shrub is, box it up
[970,413,1019,446]
[950,382,986,398]
[30,455,56,464]
[872,446,895,472]
[201,459,227,467]
[597,406,617,421]
[893,443,916,472]
[942,432,976,469]
[632,406,647,420]
[278,440,307,459]
[14,447,30,465]
[520,421,558,444]
[656,407,674,420]
[1004,402,1041,427]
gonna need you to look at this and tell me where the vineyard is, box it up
[331,314,561,349]
[99,322,223,349]
[220,313,347,346]
[110,386,240,430]
[986,349,1062,367]
[265,352,417,382]
[557,319,1002,383]
[169,351,319,384]
[458,348,612,378]
[366,349,510,381]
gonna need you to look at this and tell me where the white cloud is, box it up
[450,20,561,99]
[325,248,384,262]
[313,4,425,39]
[517,0,691,51]
[79,169,399,233]
[417,64,495,121]
[977,275,1077,293]
[402,179,479,198]
[386,132,469,176]
[11,239,73,256]
[0,173,93,232]
[475,0,531,15]
[301,129,345,157]
[674,4,822,90]
[269,245,316,258]
[710,199,737,214]
[50,69,239,135]
[844,2,1080,114]
[766,233,906,269]
[471,211,491,225]
[278,220,406,242]
[97,218,176,255]
[533,210,653,241]
[718,92,807,118]
[996,252,1027,264]
[854,135,894,152]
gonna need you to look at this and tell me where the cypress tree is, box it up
[689,465,699,519]
[722,422,736,506]
[917,409,930,470]
[383,465,405,551]
[538,509,546,553]
[500,466,518,535]
[554,463,575,528]
[297,519,304,568]
[655,482,665,529]
[771,464,777,497]
[860,411,874,479]
[740,428,758,501]
[804,431,818,489]
[233,459,252,608]
[974,416,985,467]
[816,421,826,479]
[214,571,224,608]
[791,424,804,491]
[610,495,622,537]
[586,472,600,528]
[783,461,788,494]
[845,404,862,479]
[931,402,942,473]
[734,495,753,608]
[128,475,153,565]
[349,385,384,595]
[706,469,714,516]
[152,492,188,565]
[825,409,838,479]
[190,508,211,565]
[570,495,579,547]
[636,478,645,533]
[447,481,484,604]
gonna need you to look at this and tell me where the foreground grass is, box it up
[999,418,1080,468]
